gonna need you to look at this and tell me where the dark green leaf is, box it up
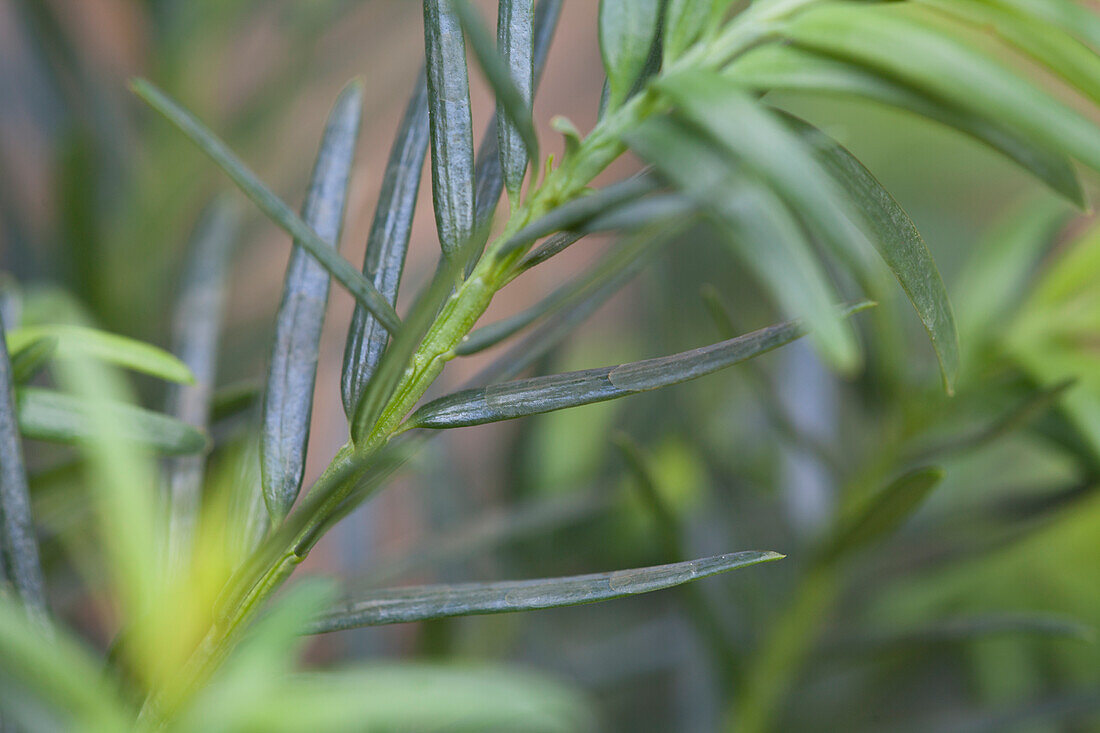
[472,0,564,228]
[782,4,1100,177]
[517,231,585,273]
[0,318,47,625]
[405,302,871,429]
[17,388,209,455]
[424,0,476,257]
[453,0,539,200]
[725,43,1085,207]
[626,116,859,372]
[498,0,538,198]
[824,466,945,560]
[341,73,429,420]
[131,79,401,334]
[7,324,194,384]
[9,336,56,384]
[309,551,782,632]
[599,0,662,110]
[782,113,959,393]
[263,82,362,524]
[474,118,504,231]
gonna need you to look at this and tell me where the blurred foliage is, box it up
[2,1,1100,732]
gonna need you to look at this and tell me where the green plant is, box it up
[4,0,1100,730]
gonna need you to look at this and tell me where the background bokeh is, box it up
[3,1,1099,731]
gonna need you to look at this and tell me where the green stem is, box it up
[359,88,660,450]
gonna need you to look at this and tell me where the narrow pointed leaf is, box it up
[980,0,1100,50]
[782,4,1100,176]
[130,79,401,333]
[474,118,505,230]
[9,336,56,384]
[783,113,959,393]
[824,466,945,560]
[341,73,429,420]
[472,0,563,227]
[725,43,1085,206]
[263,83,362,524]
[309,551,782,632]
[599,0,662,111]
[920,0,1100,106]
[453,0,538,200]
[657,71,872,279]
[406,303,871,429]
[626,116,858,372]
[498,0,536,198]
[518,231,585,273]
[8,324,194,384]
[165,197,239,566]
[17,388,209,455]
[0,318,47,624]
[424,0,476,257]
